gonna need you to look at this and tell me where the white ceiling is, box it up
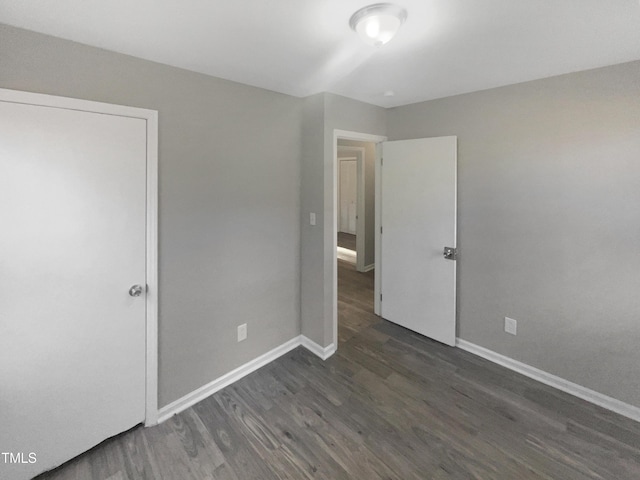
[2,1,640,107]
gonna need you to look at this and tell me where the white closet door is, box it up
[0,98,147,479]
[339,159,357,234]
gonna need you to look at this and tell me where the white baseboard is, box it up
[456,338,640,423]
[158,336,302,423]
[301,335,336,360]
[363,263,375,272]
[157,334,337,424]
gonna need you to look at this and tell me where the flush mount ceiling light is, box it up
[349,3,407,47]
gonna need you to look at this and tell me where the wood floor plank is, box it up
[116,424,163,480]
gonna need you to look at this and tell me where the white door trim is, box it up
[333,130,387,348]
[374,142,382,315]
[337,147,366,271]
[0,88,159,426]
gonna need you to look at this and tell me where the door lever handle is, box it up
[443,247,457,260]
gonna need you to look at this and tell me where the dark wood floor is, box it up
[337,232,356,251]
[38,261,640,479]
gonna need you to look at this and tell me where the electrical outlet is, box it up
[237,323,247,342]
[504,317,517,335]
[310,212,316,226]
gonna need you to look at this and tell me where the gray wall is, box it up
[300,93,386,346]
[387,61,640,408]
[337,139,376,267]
[0,24,302,408]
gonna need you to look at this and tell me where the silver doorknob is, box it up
[129,285,144,297]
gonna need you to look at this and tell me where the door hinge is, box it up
[380,226,383,234]
[381,157,383,166]
[380,293,383,302]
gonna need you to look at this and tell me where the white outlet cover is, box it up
[237,323,247,342]
[504,317,517,335]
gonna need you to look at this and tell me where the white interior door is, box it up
[0,97,148,479]
[380,136,457,346]
[339,159,357,234]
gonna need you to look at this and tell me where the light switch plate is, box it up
[310,212,316,226]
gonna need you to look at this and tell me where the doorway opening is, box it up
[333,131,386,348]
[330,131,458,353]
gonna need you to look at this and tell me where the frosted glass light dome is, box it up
[349,3,407,47]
